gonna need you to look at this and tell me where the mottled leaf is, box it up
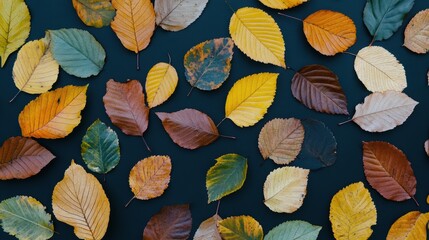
[218,216,263,240]
[72,0,115,28]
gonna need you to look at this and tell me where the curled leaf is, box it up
[404,9,429,54]
[72,0,115,28]
[145,62,178,108]
[218,215,263,240]
[155,0,209,31]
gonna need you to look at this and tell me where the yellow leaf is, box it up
[387,211,429,240]
[229,7,286,68]
[0,0,31,67]
[330,182,377,240]
[225,73,278,127]
[52,161,110,240]
[12,38,59,96]
[259,0,308,10]
[218,215,264,240]
[145,62,178,108]
[18,85,88,139]
[263,166,309,213]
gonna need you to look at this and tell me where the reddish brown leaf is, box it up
[156,109,219,150]
[143,204,192,240]
[363,141,417,203]
[291,64,348,115]
[0,136,55,180]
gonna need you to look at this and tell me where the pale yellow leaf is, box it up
[404,9,429,54]
[387,211,429,240]
[259,0,308,10]
[145,62,178,108]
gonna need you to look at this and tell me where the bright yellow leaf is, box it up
[330,182,377,240]
[18,85,88,139]
[145,62,178,108]
[387,211,429,240]
[259,0,308,10]
[229,7,286,68]
[225,73,278,127]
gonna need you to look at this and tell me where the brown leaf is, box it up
[404,9,429,54]
[194,215,222,240]
[0,137,55,180]
[291,64,348,115]
[156,109,219,150]
[103,79,149,136]
[425,140,429,157]
[143,204,192,240]
[363,141,417,203]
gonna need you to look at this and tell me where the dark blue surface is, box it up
[1,0,429,239]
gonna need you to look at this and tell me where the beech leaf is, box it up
[218,215,264,240]
[404,9,429,54]
[265,221,321,240]
[387,211,429,240]
[194,215,222,240]
[72,0,115,28]
[259,0,308,10]
[145,62,178,108]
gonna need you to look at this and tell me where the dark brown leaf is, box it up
[363,141,417,203]
[0,136,55,180]
[291,64,348,115]
[156,109,219,150]
[143,204,192,240]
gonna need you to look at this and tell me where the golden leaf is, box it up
[387,211,429,240]
[145,62,178,108]
[259,0,308,10]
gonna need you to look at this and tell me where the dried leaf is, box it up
[155,0,208,31]
[229,7,286,68]
[156,109,219,150]
[145,62,178,108]
[303,10,356,56]
[265,221,321,240]
[52,161,110,240]
[264,166,309,213]
[425,140,429,157]
[18,85,88,139]
[363,141,417,202]
[291,64,348,115]
[258,118,304,165]
[330,182,377,240]
[218,215,263,240]
[194,215,222,240]
[0,137,55,180]
[72,0,115,28]
[404,9,429,54]
[143,204,192,240]
[387,211,429,240]
[259,0,308,10]
[225,73,278,127]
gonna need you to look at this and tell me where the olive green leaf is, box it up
[218,215,264,240]
[72,0,115,28]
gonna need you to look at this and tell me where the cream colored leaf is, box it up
[404,9,429,54]
[387,211,429,240]
[194,214,222,240]
[155,0,208,31]
[145,62,178,108]
[259,0,308,10]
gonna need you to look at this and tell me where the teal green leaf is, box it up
[206,153,247,203]
[265,221,321,240]
[81,119,120,174]
[364,0,414,41]
[184,38,234,93]
[0,196,54,240]
[49,28,106,78]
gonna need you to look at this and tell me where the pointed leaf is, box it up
[225,73,278,127]
[52,161,110,240]
[72,0,115,28]
[206,154,247,203]
[387,211,429,240]
[404,9,429,54]
[330,182,377,240]
[291,64,348,115]
[229,7,286,68]
[259,0,308,10]
[218,216,263,240]
[81,119,120,174]
[18,85,88,139]
[145,62,178,108]
[265,221,321,240]
[156,108,219,150]
[194,215,222,240]
[0,137,55,180]
[155,0,208,31]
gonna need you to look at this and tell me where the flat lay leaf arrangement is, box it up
[0,0,428,239]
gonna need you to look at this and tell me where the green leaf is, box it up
[206,153,247,203]
[72,0,115,28]
[49,28,106,78]
[218,215,264,240]
[364,0,414,41]
[0,196,54,240]
[265,221,321,240]
[81,119,120,174]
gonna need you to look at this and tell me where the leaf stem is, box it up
[343,51,357,57]
[187,86,195,97]
[338,119,353,126]
[224,0,235,14]
[412,196,419,207]
[141,135,151,152]
[125,196,136,208]
[278,13,303,22]
[219,134,236,140]
[9,90,22,103]
[216,117,227,128]
[216,200,221,215]
[136,52,140,71]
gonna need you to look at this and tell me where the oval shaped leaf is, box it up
[259,0,308,10]
[145,62,178,108]
[265,221,321,240]
[387,211,429,240]
[291,64,348,115]
[229,7,286,68]
[303,10,356,56]
[0,137,55,180]
[404,9,429,54]
[194,215,222,240]
[225,73,278,127]
[72,0,115,28]
[18,85,88,139]
[155,0,208,31]
[206,153,247,203]
[218,216,263,240]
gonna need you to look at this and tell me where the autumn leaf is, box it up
[387,211,429,240]
[0,0,30,67]
[52,161,110,240]
[259,0,308,10]
[354,46,407,92]
[18,85,88,139]
[184,38,234,94]
[264,166,309,213]
[145,62,178,108]
[303,10,356,56]
[156,109,220,150]
[206,154,247,203]
[363,141,417,203]
[425,140,429,157]
[72,0,115,28]
[229,7,286,68]
[0,136,55,180]
[291,64,348,115]
[81,119,120,174]
[225,73,278,127]
[194,215,222,240]
[258,118,305,165]
[265,221,321,240]
[0,196,54,240]
[330,182,377,240]
[218,215,263,240]
[404,9,429,54]
[143,204,192,240]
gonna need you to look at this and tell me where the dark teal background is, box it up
[1,0,429,239]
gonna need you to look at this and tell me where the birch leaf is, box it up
[155,0,208,31]
[145,62,178,108]
[218,216,263,240]
[404,9,429,54]
[387,211,429,240]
